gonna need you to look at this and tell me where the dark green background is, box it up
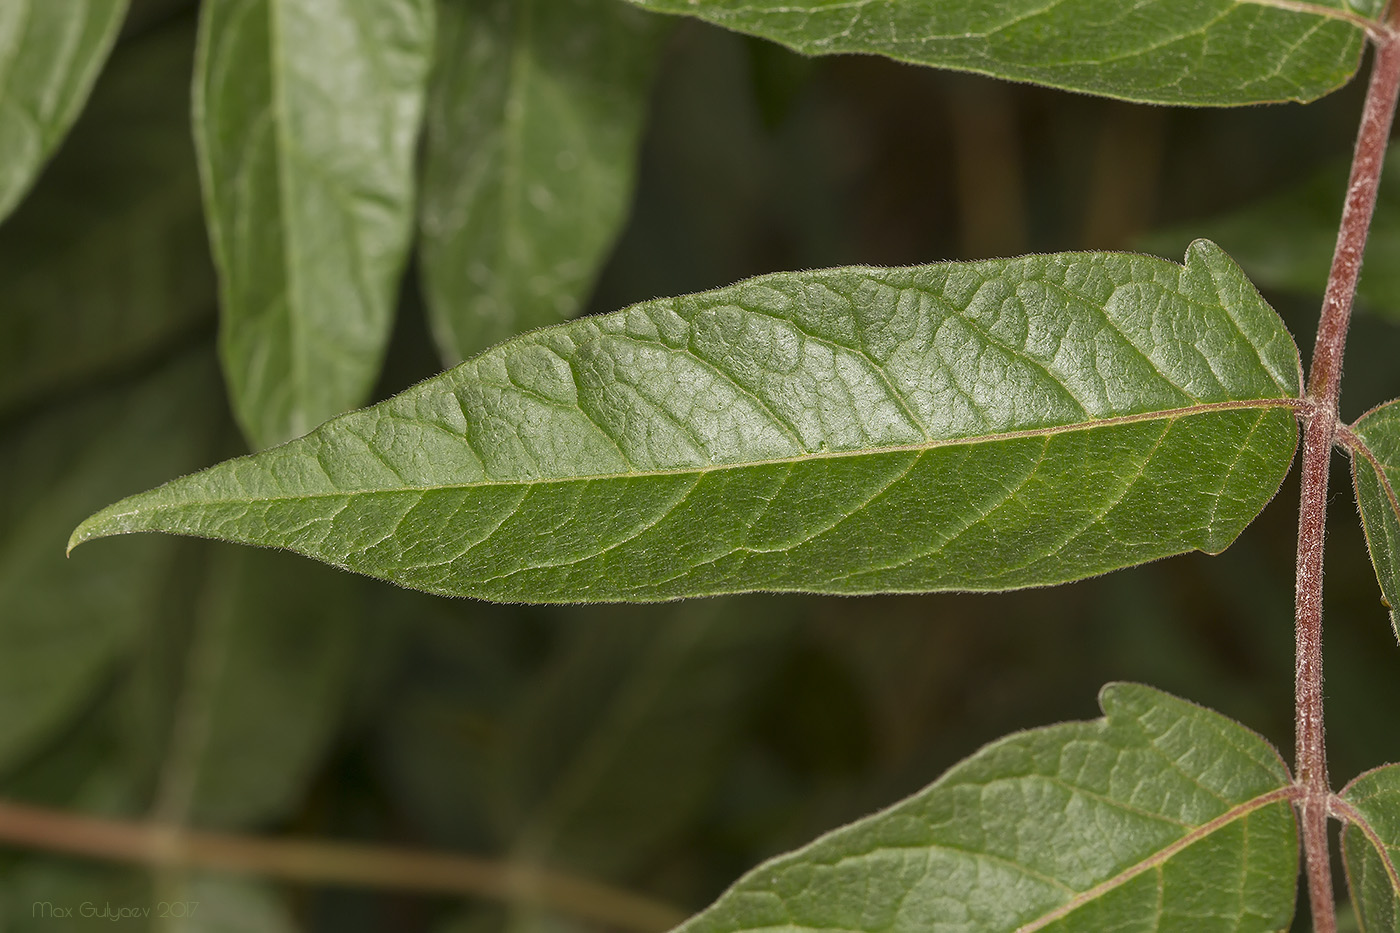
[4,1,1400,929]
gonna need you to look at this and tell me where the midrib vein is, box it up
[1014,785,1298,933]
[107,397,1301,512]
[268,0,304,438]
[1236,0,1381,35]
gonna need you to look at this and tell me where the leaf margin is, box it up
[670,680,1298,933]
[619,0,1371,107]
[1348,398,1400,638]
[68,241,1304,603]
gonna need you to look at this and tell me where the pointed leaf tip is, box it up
[71,245,1300,601]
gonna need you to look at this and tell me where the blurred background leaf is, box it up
[0,13,212,419]
[418,0,666,363]
[193,0,434,449]
[0,0,128,223]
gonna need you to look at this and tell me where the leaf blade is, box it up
[0,0,128,223]
[419,0,665,363]
[620,0,1368,107]
[71,242,1302,602]
[193,0,435,449]
[1351,399,1400,637]
[1340,764,1400,931]
[675,683,1296,933]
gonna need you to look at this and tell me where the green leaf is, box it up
[621,0,1369,107]
[1351,399,1400,638]
[1141,151,1400,323]
[0,354,222,775]
[71,241,1302,602]
[193,0,435,449]
[1340,764,1400,931]
[676,683,1297,933]
[418,0,665,363]
[0,0,128,223]
[0,17,214,416]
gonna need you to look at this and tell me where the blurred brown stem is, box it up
[946,76,1027,258]
[0,798,686,933]
[1081,104,1164,249]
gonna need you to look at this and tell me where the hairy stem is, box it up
[1297,14,1400,931]
[0,799,685,933]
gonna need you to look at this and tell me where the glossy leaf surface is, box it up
[193,0,434,448]
[621,0,1369,106]
[0,19,213,417]
[676,683,1297,933]
[72,242,1302,602]
[1142,151,1400,323]
[1352,399,1400,637]
[0,0,127,222]
[419,0,664,363]
[1340,764,1400,931]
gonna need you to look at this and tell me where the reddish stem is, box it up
[1296,14,1400,932]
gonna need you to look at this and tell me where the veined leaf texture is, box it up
[72,242,1302,602]
[621,0,1374,106]
[676,683,1298,933]
[1352,399,1400,637]
[1341,764,1400,930]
